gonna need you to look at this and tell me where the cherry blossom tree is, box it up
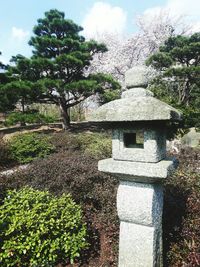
[87,9,192,87]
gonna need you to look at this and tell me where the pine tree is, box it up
[0,52,18,112]
[0,54,40,113]
[146,33,200,128]
[12,9,120,129]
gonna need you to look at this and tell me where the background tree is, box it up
[0,51,4,69]
[5,55,42,113]
[0,52,18,112]
[1,10,120,129]
[0,54,41,119]
[88,10,190,86]
[146,32,200,128]
[15,9,120,129]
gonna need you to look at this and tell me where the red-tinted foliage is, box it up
[0,150,119,266]
[164,148,200,267]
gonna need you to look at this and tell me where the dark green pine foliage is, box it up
[0,52,18,112]
[0,51,4,69]
[146,33,200,128]
[23,9,120,129]
[0,54,40,114]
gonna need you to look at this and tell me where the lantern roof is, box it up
[89,66,182,123]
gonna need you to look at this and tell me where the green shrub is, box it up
[70,104,86,122]
[9,133,55,164]
[0,150,119,265]
[4,111,56,127]
[163,148,200,266]
[50,132,80,153]
[3,150,118,223]
[0,136,12,168]
[1,130,199,266]
[76,132,112,159]
[30,103,60,120]
[50,131,112,159]
[0,136,9,162]
[0,187,88,266]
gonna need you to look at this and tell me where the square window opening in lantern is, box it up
[123,132,144,149]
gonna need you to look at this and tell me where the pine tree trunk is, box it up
[20,98,26,126]
[59,101,71,130]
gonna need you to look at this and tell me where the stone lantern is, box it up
[88,66,182,267]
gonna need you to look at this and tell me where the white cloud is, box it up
[166,0,200,17]
[142,6,165,22]
[144,0,200,18]
[11,27,29,41]
[190,21,200,33]
[0,55,9,65]
[142,0,200,33]
[82,2,127,39]
[143,6,162,17]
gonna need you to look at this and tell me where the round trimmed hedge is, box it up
[9,133,55,164]
[0,187,88,266]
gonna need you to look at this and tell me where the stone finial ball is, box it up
[125,66,148,88]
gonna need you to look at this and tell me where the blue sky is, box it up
[0,0,199,63]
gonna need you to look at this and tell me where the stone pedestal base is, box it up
[119,222,162,267]
[117,181,163,267]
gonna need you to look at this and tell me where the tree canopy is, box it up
[88,10,190,86]
[146,32,200,128]
[0,53,17,112]
[2,9,120,128]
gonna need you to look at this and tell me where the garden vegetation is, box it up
[0,130,199,266]
[0,187,87,266]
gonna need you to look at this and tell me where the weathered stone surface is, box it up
[88,65,182,123]
[121,88,154,98]
[98,158,176,182]
[118,222,162,267]
[181,128,200,147]
[91,66,180,267]
[117,181,163,226]
[125,66,148,88]
[117,181,163,267]
[112,128,166,163]
[88,96,182,122]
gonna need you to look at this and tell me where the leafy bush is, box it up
[70,104,86,122]
[0,150,119,265]
[76,132,112,159]
[0,187,88,266]
[9,133,55,163]
[1,129,199,266]
[4,111,56,127]
[0,136,9,163]
[0,136,12,169]
[163,148,200,266]
[50,131,112,159]
[2,150,118,224]
[30,103,60,120]
[50,132,80,153]
[32,151,117,221]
